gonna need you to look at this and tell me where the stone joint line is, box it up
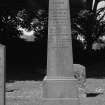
[44,77,77,81]
[42,98,79,100]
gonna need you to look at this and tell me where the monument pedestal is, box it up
[42,99,79,105]
[41,77,80,105]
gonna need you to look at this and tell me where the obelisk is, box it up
[41,0,80,105]
[0,45,5,105]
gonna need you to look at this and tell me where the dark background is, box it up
[0,0,49,82]
[0,0,105,82]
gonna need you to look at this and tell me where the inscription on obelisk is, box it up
[41,0,80,105]
[0,45,5,105]
[47,0,74,77]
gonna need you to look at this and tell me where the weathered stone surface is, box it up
[0,45,5,105]
[73,64,86,88]
[41,99,80,105]
[42,79,79,98]
[42,0,79,105]
[47,0,74,78]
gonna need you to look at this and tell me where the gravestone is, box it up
[41,0,80,105]
[0,45,5,105]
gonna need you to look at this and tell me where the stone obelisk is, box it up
[0,45,5,105]
[42,0,79,105]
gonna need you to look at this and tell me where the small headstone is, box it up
[0,45,5,105]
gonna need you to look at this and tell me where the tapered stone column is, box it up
[0,45,5,105]
[41,0,80,105]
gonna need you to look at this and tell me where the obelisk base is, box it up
[41,76,80,105]
[41,99,80,105]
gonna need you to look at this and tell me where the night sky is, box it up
[0,0,105,82]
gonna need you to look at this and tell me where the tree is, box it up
[71,0,105,54]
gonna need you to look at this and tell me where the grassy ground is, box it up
[5,79,105,105]
[6,81,42,105]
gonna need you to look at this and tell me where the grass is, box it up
[5,79,105,105]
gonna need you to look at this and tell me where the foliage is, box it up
[71,7,105,52]
[0,8,48,43]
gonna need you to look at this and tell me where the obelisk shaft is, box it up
[42,0,79,105]
[47,0,73,78]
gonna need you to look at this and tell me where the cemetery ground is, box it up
[5,79,105,105]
